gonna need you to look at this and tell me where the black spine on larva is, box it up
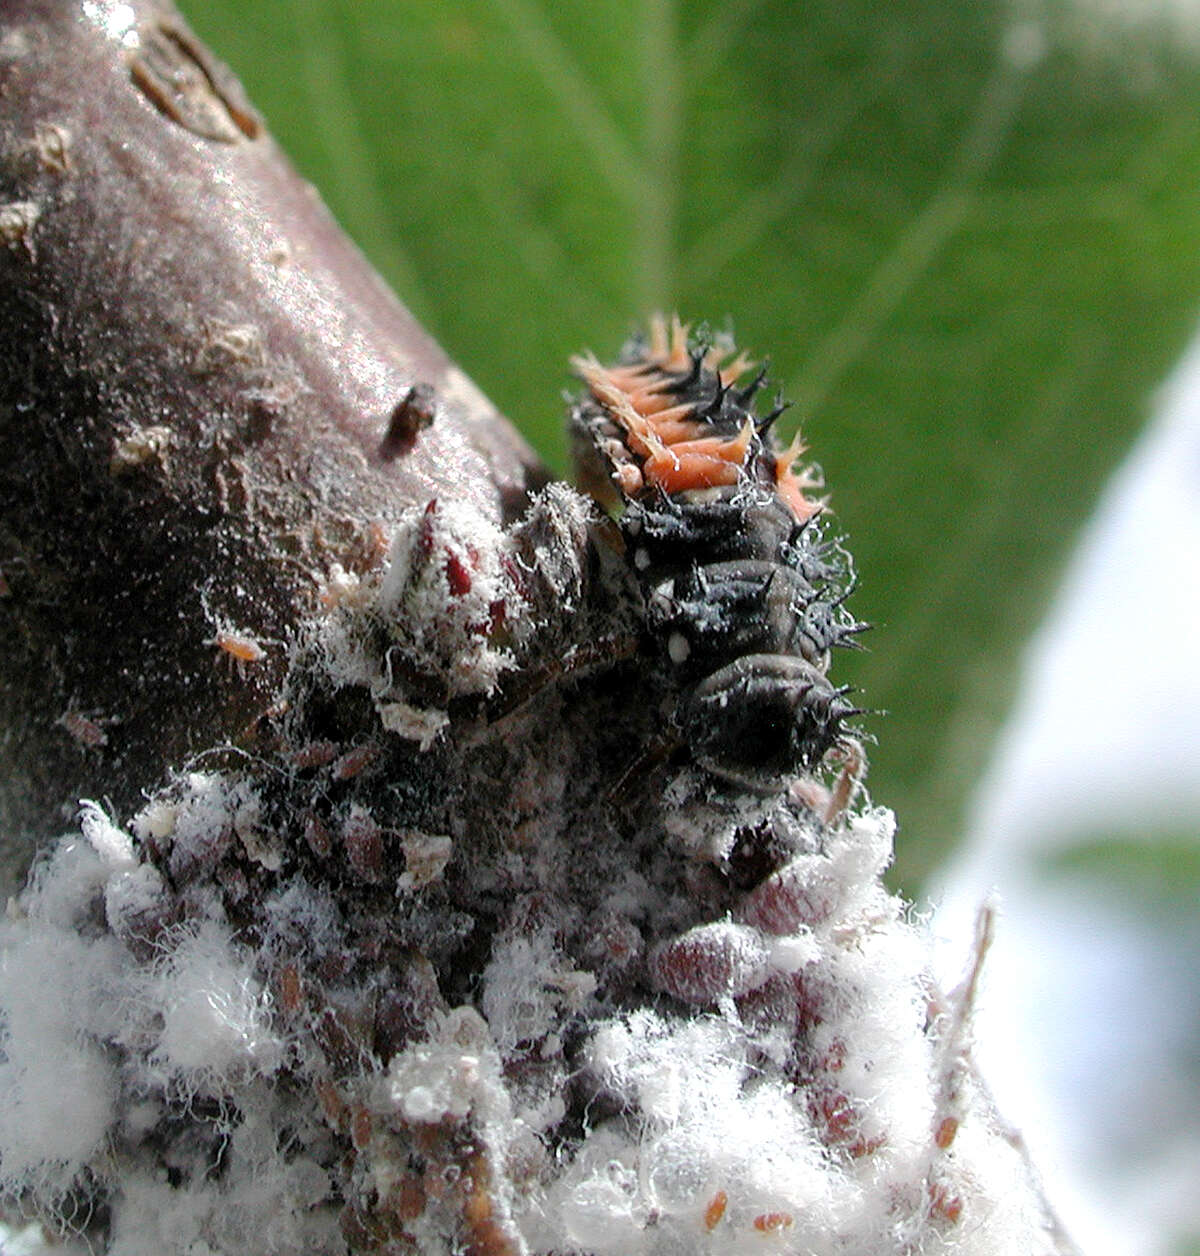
[573,324,866,792]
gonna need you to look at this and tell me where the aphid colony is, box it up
[571,316,864,795]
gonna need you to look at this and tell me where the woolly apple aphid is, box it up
[211,628,266,665]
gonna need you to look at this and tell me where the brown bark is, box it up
[0,0,544,892]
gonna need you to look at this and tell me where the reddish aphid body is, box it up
[572,316,865,793]
[649,921,770,1005]
[703,1190,728,1231]
[212,628,266,665]
[57,709,109,749]
[935,1115,959,1150]
[752,1212,794,1233]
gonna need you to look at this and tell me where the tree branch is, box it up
[0,6,1074,1255]
[0,0,544,890]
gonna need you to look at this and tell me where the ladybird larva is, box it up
[571,316,865,793]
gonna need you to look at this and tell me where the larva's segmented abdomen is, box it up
[571,315,865,793]
[679,654,850,791]
[622,488,797,574]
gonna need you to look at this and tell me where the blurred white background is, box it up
[934,326,1200,1256]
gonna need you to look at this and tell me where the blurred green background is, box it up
[180,0,1200,892]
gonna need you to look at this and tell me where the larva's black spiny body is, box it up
[571,316,865,794]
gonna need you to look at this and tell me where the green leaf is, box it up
[179,0,1200,890]
[1042,830,1200,914]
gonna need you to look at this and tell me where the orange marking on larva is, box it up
[605,364,662,390]
[702,343,729,371]
[719,351,755,386]
[777,472,825,522]
[642,411,710,445]
[600,398,668,463]
[571,353,613,393]
[579,361,704,446]
[644,448,743,494]
[642,419,753,494]
[638,313,692,370]
[575,362,662,452]
[619,421,661,463]
[627,387,681,416]
[678,419,754,463]
[704,1190,728,1231]
[615,463,644,496]
[774,433,824,521]
[934,1116,959,1149]
[752,1212,793,1233]
[648,416,713,447]
[775,428,808,468]
[666,314,690,369]
[648,313,671,359]
[214,629,266,663]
